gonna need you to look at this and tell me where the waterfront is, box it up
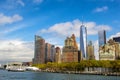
[0,70,120,80]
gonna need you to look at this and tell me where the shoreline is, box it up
[1,68,120,76]
[41,70,120,76]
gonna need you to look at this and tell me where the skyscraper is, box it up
[45,43,52,62]
[45,43,55,63]
[87,41,95,60]
[80,24,87,60]
[51,45,55,62]
[55,47,61,63]
[33,35,45,64]
[98,30,106,47]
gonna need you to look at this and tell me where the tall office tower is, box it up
[87,41,95,60]
[80,24,87,60]
[55,47,61,63]
[45,43,52,63]
[98,30,106,47]
[33,35,45,64]
[62,34,79,62]
[51,45,56,62]
[45,43,56,63]
[113,37,120,43]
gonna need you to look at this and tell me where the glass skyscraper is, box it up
[80,24,87,60]
[33,35,45,64]
[98,30,106,47]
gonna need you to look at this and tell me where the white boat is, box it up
[6,62,25,72]
[8,68,25,72]
[25,67,40,71]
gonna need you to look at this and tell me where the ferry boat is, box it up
[6,62,25,72]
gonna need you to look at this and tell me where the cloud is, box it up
[93,6,108,13]
[17,0,25,7]
[1,0,25,10]
[0,13,23,25]
[0,13,24,36]
[0,24,26,36]
[0,39,34,63]
[33,0,43,4]
[109,32,120,39]
[39,19,111,38]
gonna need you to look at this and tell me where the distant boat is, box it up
[25,67,40,71]
[8,68,25,72]
[6,62,25,72]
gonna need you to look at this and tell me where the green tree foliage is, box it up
[32,60,120,72]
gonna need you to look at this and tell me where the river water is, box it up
[0,70,120,80]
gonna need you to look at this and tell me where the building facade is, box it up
[51,45,56,62]
[33,35,45,64]
[99,39,120,60]
[115,43,120,59]
[87,41,95,60]
[98,30,106,47]
[45,43,51,63]
[45,43,55,63]
[33,35,59,64]
[55,47,61,63]
[108,39,120,60]
[80,24,87,60]
[62,34,79,62]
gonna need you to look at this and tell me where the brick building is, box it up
[62,34,79,62]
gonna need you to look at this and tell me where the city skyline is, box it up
[0,0,120,63]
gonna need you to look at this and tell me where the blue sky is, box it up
[0,0,120,63]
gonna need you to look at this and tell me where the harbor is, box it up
[0,69,120,80]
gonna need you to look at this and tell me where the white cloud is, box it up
[0,13,23,25]
[39,19,111,38]
[93,6,108,13]
[109,32,120,39]
[17,0,25,7]
[1,0,25,10]
[0,13,24,36]
[0,39,34,63]
[0,24,26,36]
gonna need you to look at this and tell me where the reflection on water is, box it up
[0,70,120,80]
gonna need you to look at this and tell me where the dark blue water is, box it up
[0,70,120,80]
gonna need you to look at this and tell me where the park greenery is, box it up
[33,60,120,72]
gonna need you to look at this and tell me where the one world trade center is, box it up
[80,24,87,60]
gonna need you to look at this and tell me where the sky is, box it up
[0,0,120,64]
